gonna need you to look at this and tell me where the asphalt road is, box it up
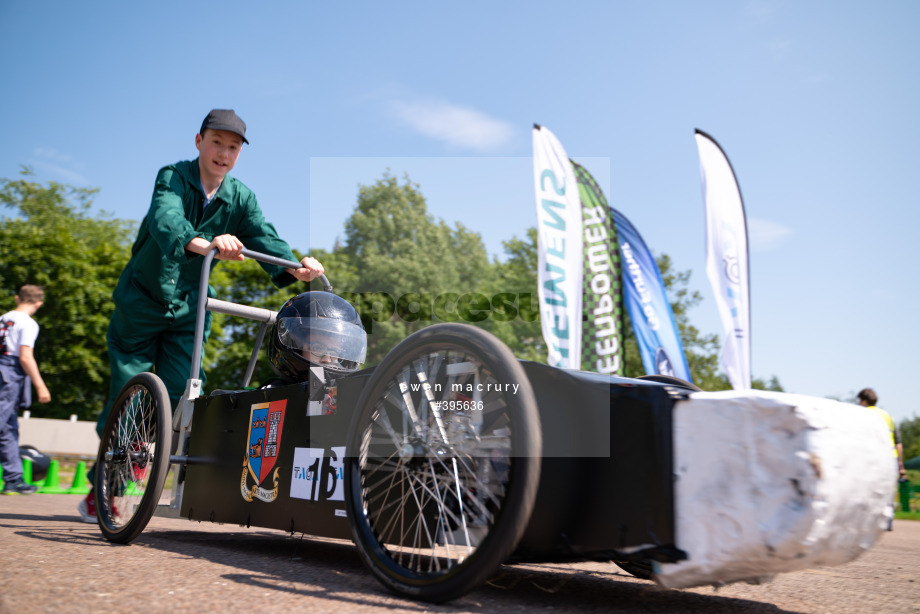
[1,494,917,614]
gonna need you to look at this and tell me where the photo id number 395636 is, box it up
[432,400,483,411]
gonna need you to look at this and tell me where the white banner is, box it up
[695,129,751,389]
[533,125,583,369]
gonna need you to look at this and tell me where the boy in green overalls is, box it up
[78,109,324,522]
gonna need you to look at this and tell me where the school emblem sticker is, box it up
[241,399,287,502]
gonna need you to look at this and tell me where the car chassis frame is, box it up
[93,248,692,603]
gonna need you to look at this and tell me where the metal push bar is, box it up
[189,247,332,384]
[162,247,331,516]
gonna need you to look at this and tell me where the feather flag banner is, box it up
[533,124,583,368]
[612,207,692,382]
[695,129,751,389]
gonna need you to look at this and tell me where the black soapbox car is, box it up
[92,248,692,602]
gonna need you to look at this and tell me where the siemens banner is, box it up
[611,207,693,382]
[571,160,624,375]
[533,124,583,369]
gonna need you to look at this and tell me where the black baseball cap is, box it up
[200,109,249,144]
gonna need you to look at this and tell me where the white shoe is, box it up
[77,497,97,524]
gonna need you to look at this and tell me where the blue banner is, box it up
[611,207,693,383]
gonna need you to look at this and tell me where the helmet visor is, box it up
[276,316,367,367]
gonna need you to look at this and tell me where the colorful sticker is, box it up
[290,446,345,502]
[241,399,287,502]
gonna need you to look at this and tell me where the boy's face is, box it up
[302,336,337,365]
[196,128,244,184]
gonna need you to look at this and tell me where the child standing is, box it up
[0,285,51,495]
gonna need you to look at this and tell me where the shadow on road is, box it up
[7,511,804,613]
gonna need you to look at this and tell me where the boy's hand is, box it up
[208,234,245,261]
[185,235,245,260]
[288,256,324,282]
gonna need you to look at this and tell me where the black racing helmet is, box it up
[269,291,367,381]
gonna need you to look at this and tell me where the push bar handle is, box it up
[240,247,332,292]
[189,247,332,380]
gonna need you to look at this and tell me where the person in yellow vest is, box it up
[857,388,907,479]
[857,388,907,530]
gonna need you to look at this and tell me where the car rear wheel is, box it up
[345,323,541,602]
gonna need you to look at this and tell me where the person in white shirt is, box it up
[0,285,51,495]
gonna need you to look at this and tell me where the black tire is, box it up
[95,372,172,544]
[345,323,541,603]
[636,374,703,392]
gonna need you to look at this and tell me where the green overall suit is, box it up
[98,158,300,437]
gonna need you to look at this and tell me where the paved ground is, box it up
[1,494,918,613]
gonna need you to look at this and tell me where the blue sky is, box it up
[1,1,918,423]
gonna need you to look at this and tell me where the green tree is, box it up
[901,416,920,463]
[340,172,494,365]
[485,227,545,361]
[0,169,135,420]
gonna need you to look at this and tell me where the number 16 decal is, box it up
[291,446,345,502]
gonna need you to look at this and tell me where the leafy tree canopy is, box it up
[901,416,920,463]
[0,168,135,419]
[340,172,493,364]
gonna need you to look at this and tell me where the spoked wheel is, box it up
[95,372,172,544]
[345,323,541,603]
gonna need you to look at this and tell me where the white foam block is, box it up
[655,390,895,589]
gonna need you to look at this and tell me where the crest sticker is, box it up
[241,399,287,502]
